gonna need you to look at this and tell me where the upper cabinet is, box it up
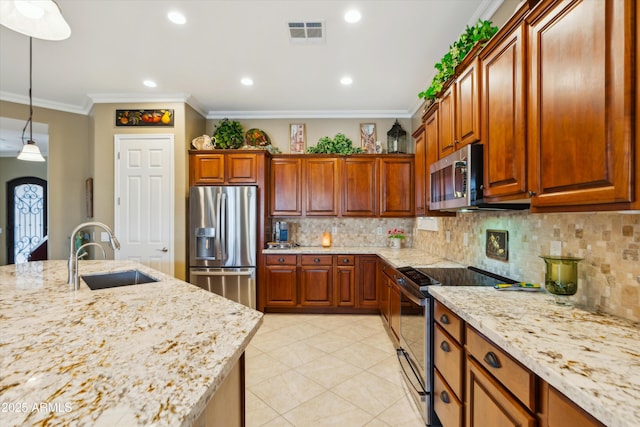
[189,150,267,186]
[342,157,378,217]
[379,156,415,217]
[270,156,303,216]
[304,157,340,216]
[526,0,637,211]
[413,124,427,215]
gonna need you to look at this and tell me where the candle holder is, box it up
[321,232,332,247]
[539,255,583,306]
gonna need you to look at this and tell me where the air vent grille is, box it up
[288,21,325,43]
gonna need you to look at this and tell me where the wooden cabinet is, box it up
[455,56,481,147]
[270,156,302,216]
[335,255,356,307]
[356,255,378,309]
[480,13,529,201]
[300,255,333,307]
[304,157,340,216]
[190,153,225,185]
[388,277,401,342]
[413,124,427,215]
[342,157,377,216]
[526,0,637,211]
[378,261,391,322]
[539,381,605,427]
[438,84,456,158]
[379,156,415,217]
[190,151,263,185]
[378,260,400,342]
[264,255,297,307]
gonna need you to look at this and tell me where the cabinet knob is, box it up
[528,191,537,197]
[314,257,320,263]
[440,391,450,404]
[483,351,501,369]
[440,341,450,352]
[440,314,450,325]
[278,257,285,263]
[342,258,350,264]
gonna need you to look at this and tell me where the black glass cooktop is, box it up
[397,266,517,291]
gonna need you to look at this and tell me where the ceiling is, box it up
[0,0,504,122]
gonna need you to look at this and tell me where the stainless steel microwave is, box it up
[429,144,529,211]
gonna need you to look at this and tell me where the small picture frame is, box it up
[486,229,509,261]
[360,123,376,153]
[290,123,306,154]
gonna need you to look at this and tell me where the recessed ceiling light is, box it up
[167,11,186,25]
[241,77,254,86]
[143,80,157,88]
[344,10,361,23]
[340,76,353,85]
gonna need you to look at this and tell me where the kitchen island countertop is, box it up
[429,286,640,427]
[0,260,263,426]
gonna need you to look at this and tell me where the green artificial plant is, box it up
[418,20,498,100]
[305,133,364,155]
[213,118,245,149]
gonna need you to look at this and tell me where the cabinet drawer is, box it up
[434,301,463,343]
[300,255,333,266]
[434,324,463,400]
[335,255,355,265]
[265,255,297,265]
[434,369,463,427]
[466,326,535,411]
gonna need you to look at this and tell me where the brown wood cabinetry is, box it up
[538,382,605,427]
[526,0,637,211]
[304,157,340,216]
[264,255,297,307]
[356,255,378,309]
[335,255,356,307]
[300,255,333,307]
[269,156,302,216]
[379,156,415,217]
[455,57,481,147]
[378,260,400,342]
[191,153,225,185]
[342,157,378,217]
[378,261,390,322]
[438,85,456,158]
[413,124,427,215]
[480,14,528,201]
[189,151,265,186]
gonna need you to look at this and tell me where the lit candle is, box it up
[322,232,331,247]
[393,139,398,152]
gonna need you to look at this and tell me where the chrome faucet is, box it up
[73,242,107,290]
[68,222,120,288]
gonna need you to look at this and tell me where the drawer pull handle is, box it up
[484,351,501,369]
[343,258,350,263]
[440,314,450,324]
[278,258,285,263]
[440,391,450,404]
[314,258,320,263]
[440,341,450,352]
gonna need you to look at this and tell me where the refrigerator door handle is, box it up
[220,192,228,262]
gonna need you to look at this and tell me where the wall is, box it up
[0,101,90,261]
[0,157,47,264]
[413,211,640,322]
[205,118,413,154]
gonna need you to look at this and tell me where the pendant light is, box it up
[17,37,45,162]
[0,1,70,41]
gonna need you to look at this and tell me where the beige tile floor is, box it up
[246,314,425,426]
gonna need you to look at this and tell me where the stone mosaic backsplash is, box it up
[413,211,640,322]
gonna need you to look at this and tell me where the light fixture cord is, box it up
[20,37,34,145]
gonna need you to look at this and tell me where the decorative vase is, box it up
[539,255,583,306]
[389,238,402,249]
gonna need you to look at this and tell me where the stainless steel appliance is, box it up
[393,266,518,426]
[188,186,257,309]
[429,144,528,211]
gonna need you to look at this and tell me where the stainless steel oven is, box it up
[394,266,518,426]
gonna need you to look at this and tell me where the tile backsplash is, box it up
[413,211,640,322]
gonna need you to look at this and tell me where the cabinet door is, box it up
[342,157,377,216]
[304,157,340,216]
[482,22,527,200]
[270,157,302,216]
[438,85,456,158]
[527,0,635,210]
[544,383,605,427]
[264,265,298,307]
[466,357,536,427]
[379,157,415,217]
[300,265,333,306]
[413,125,427,215]
[389,280,401,342]
[335,257,355,307]
[356,255,378,309]
[190,154,225,185]
[378,262,390,321]
[455,57,481,147]
[226,153,258,183]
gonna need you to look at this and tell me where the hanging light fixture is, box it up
[0,1,71,41]
[17,37,45,162]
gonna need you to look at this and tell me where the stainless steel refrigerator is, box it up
[188,186,257,309]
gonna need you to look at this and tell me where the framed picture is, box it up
[486,229,509,261]
[360,123,376,153]
[290,123,306,154]
[115,109,174,127]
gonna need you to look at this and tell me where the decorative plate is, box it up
[245,128,271,147]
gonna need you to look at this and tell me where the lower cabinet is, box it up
[262,254,380,313]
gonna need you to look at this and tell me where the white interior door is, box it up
[114,134,174,276]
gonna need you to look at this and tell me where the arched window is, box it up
[7,177,47,264]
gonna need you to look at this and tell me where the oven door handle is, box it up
[396,348,427,400]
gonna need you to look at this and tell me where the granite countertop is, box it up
[0,260,263,427]
[428,286,640,427]
[262,246,465,269]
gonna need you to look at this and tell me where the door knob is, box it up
[157,247,168,252]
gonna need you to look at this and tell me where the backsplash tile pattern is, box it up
[413,211,640,322]
[278,218,414,248]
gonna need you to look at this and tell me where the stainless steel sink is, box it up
[81,270,158,290]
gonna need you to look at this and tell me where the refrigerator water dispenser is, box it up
[195,227,216,259]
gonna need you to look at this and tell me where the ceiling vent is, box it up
[288,21,325,43]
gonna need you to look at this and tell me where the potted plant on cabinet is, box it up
[212,118,244,149]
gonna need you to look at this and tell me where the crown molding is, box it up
[468,0,505,25]
[0,91,88,115]
[206,110,413,120]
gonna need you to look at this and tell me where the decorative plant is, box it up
[305,133,364,154]
[212,118,244,149]
[387,228,406,240]
[418,19,498,100]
